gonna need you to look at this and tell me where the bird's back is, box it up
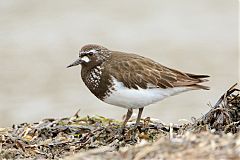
[105,51,209,90]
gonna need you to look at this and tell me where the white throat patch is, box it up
[81,56,90,63]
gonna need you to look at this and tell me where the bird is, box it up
[67,44,209,129]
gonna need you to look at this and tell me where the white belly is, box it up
[103,77,192,109]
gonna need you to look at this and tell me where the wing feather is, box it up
[106,52,209,90]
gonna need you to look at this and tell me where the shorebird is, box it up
[67,44,209,128]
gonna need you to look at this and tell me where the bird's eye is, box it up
[88,52,94,56]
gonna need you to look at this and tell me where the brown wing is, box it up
[106,52,209,90]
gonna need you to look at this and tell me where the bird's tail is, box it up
[186,73,210,90]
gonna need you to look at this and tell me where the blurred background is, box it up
[0,0,238,127]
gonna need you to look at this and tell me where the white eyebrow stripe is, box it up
[80,49,97,55]
[87,49,97,53]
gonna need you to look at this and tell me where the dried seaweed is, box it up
[181,83,240,134]
[0,83,240,159]
[71,131,240,160]
[0,114,168,159]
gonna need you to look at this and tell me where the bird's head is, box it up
[67,44,110,68]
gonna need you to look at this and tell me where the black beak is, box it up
[67,58,83,68]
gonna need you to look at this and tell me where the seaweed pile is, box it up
[0,84,240,159]
[0,112,167,159]
[184,83,240,134]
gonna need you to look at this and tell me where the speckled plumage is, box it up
[68,44,209,127]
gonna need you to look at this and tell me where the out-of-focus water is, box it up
[0,0,238,126]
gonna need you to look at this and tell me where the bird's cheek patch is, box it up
[81,56,90,63]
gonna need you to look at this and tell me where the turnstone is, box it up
[67,44,209,128]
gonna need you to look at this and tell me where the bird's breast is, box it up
[81,65,114,100]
